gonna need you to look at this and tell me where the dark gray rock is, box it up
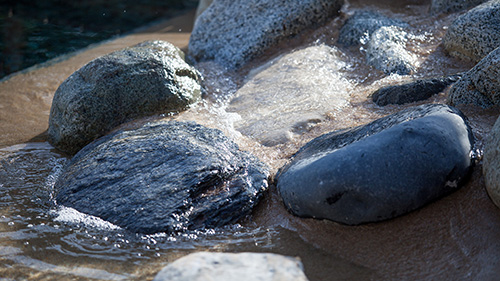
[430,0,488,14]
[48,40,202,155]
[276,104,474,225]
[55,121,269,234]
[483,115,500,209]
[337,10,408,46]
[443,0,500,63]
[188,0,344,69]
[448,46,500,108]
[372,73,463,106]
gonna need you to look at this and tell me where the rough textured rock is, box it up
[366,26,417,75]
[188,0,344,69]
[337,10,408,46]
[48,40,202,155]
[276,104,474,225]
[430,0,488,14]
[55,121,269,234]
[448,47,500,108]
[153,252,309,281]
[443,0,500,63]
[483,116,500,209]
[227,44,352,146]
[372,73,463,106]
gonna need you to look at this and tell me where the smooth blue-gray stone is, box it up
[276,104,474,225]
[55,121,269,234]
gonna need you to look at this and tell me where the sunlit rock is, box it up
[54,121,269,234]
[227,44,353,146]
[48,40,202,155]
[276,104,474,225]
[430,0,487,14]
[372,73,462,106]
[153,252,309,281]
[188,0,344,69]
[448,47,500,108]
[443,0,500,63]
[483,115,500,209]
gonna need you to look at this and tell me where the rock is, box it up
[195,0,213,19]
[483,116,500,209]
[188,0,344,69]
[276,104,474,225]
[372,73,463,106]
[337,10,408,47]
[443,0,500,63]
[366,26,417,75]
[54,121,269,234]
[48,40,202,155]
[447,46,500,108]
[153,252,309,281]
[430,0,488,14]
[227,44,352,146]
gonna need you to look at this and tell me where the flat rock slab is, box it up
[48,40,202,155]
[55,121,269,234]
[276,104,474,225]
[188,0,343,69]
[153,252,309,281]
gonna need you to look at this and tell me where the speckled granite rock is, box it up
[483,115,500,209]
[55,121,269,234]
[276,104,474,225]
[48,40,202,155]
[443,0,500,63]
[153,252,309,281]
[447,47,500,108]
[188,0,344,69]
[430,0,488,14]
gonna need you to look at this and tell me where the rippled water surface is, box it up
[1,0,500,280]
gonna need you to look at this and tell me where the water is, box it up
[1,1,500,280]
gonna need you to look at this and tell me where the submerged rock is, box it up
[153,252,309,281]
[483,116,500,209]
[188,0,343,69]
[55,121,269,234]
[443,0,500,63]
[48,40,202,155]
[276,104,474,225]
[448,47,500,108]
[372,73,463,106]
[430,0,488,14]
[227,44,352,146]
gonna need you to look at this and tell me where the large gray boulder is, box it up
[188,0,344,69]
[55,121,269,234]
[484,116,500,209]
[276,104,474,225]
[227,44,352,146]
[447,46,500,108]
[48,40,202,155]
[153,252,309,281]
[443,0,500,63]
[430,0,488,14]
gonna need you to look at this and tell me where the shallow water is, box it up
[1,1,500,280]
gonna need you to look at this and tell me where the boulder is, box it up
[227,44,352,146]
[430,0,488,14]
[48,40,202,155]
[372,73,463,106]
[276,104,474,225]
[483,116,500,208]
[54,121,269,234]
[153,252,309,281]
[447,46,500,108]
[366,26,417,75]
[188,0,344,69]
[443,0,500,63]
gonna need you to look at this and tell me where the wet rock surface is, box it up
[443,0,500,63]
[188,0,344,69]
[448,47,500,108]
[153,252,309,281]
[430,0,488,14]
[227,44,352,146]
[276,104,474,225]
[54,121,269,234]
[372,73,463,106]
[48,40,202,155]
[483,116,500,209]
